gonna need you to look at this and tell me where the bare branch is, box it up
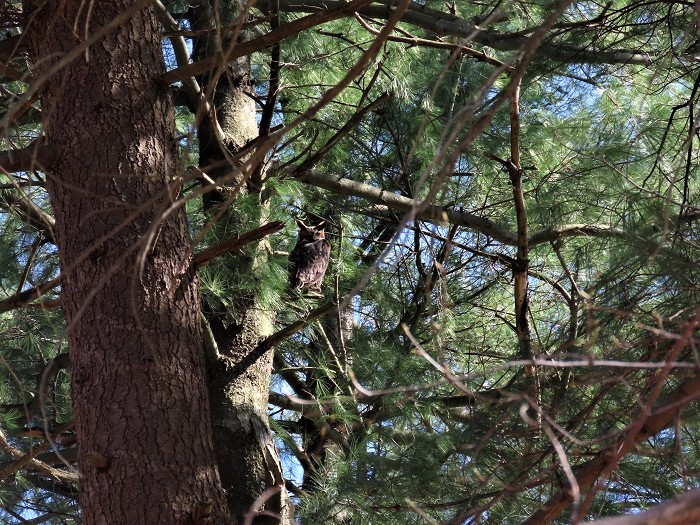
[193,221,285,268]
[507,76,534,374]
[0,421,77,485]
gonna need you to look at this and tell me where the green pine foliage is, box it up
[4,0,700,523]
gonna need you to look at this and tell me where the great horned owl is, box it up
[289,218,330,293]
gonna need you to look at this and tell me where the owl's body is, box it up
[289,219,330,292]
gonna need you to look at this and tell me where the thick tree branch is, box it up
[299,170,517,244]
[0,421,77,485]
[585,488,700,525]
[255,0,656,66]
[0,276,61,314]
[354,12,509,69]
[0,144,53,173]
[0,447,78,472]
[298,170,624,247]
[273,352,313,400]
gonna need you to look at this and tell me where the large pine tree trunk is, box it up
[22,2,229,523]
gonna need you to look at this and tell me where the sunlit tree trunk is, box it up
[22,1,229,522]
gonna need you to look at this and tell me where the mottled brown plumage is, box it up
[289,218,330,293]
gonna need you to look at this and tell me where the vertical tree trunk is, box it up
[23,2,229,523]
[192,2,290,522]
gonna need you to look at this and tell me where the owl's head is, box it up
[296,218,327,242]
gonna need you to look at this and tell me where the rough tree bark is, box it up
[22,1,229,523]
[191,2,290,522]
